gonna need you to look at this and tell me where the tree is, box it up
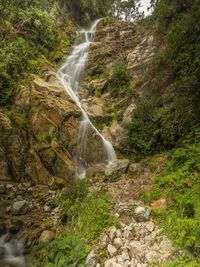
[112,0,143,21]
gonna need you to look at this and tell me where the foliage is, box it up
[58,180,117,242]
[0,0,73,106]
[41,234,90,267]
[127,0,200,156]
[141,130,200,254]
[39,181,117,266]
[106,60,131,97]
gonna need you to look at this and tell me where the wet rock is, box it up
[0,184,6,194]
[134,207,150,222]
[105,159,129,177]
[107,244,117,257]
[86,250,99,267]
[11,200,28,216]
[39,230,55,244]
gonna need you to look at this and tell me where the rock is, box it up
[0,185,6,194]
[104,259,122,267]
[151,199,167,210]
[11,200,28,216]
[105,159,129,177]
[86,250,99,267]
[146,222,155,232]
[6,184,13,189]
[108,226,117,241]
[50,176,66,189]
[121,250,130,261]
[99,234,110,249]
[128,163,142,174]
[159,236,173,252]
[145,250,159,263]
[122,103,136,126]
[107,244,117,257]
[113,237,123,249]
[39,230,55,244]
[44,205,52,212]
[134,207,150,222]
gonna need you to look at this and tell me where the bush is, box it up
[106,60,131,97]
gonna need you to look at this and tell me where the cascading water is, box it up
[57,19,116,178]
[0,235,26,267]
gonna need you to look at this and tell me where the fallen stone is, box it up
[146,222,155,232]
[145,250,159,263]
[86,250,99,267]
[6,184,13,189]
[113,237,123,249]
[107,244,117,257]
[104,258,117,267]
[11,200,28,215]
[99,234,110,249]
[108,226,117,241]
[39,230,55,244]
[44,205,52,212]
[134,207,150,222]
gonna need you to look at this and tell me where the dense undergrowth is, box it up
[38,181,118,266]
[127,0,200,156]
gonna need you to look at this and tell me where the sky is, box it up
[138,0,153,16]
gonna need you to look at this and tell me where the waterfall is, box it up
[57,19,117,178]
[0,236,26,267]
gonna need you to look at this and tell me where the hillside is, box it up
[0,0,200,267]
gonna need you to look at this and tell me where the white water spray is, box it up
[0,236,26,267]
[57,19,116,178]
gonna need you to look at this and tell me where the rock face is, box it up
[105,159,129,177]
[0,73,82,184]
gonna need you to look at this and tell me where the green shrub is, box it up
[41,234,90,267]
[58,180,117,242]
[106,60,131,97]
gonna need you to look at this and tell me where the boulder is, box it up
[39,230,55,244]
[85,250,99,267]
[11,200,28,216]
[105,159,129,177]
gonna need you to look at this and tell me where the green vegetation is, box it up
[106,60,131,97]
[128,0,200,156]
[0,0,73,106]
[41,234,90,267]
[38,180,118,266]
[141,129,200,260]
